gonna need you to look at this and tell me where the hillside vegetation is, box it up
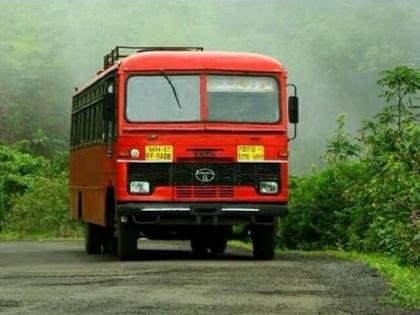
[280,66,420,266]
[0,144,80,238]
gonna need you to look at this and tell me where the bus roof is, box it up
[74,51,287,96]
[121,51,287,73]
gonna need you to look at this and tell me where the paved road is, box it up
[0,240,417,315]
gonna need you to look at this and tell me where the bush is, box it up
[281,124,420,264]
[280,65,420,266]
[0,144,47,226]
[280,162,365,250]
[349,121,420,265]
[2,173,81,238]
[0,143,81,238]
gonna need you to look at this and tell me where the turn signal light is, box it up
[277,149,288,158]
[130,149,140,159]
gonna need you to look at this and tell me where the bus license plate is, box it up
[237,145,264,161]
[145,145,173,162]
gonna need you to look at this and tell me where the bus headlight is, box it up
[260,181,278,194]
[130,181,150,194]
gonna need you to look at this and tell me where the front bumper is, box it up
[117,202,288,225]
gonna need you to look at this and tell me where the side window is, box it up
[96,105,101,141]
[105,79,117,139]
[98,104,104,142]
[107,82,114,94]
[84,110,89,144]
[81,110,86,144]
[73,115,77,147]
[73,115,78,147]
[77,113,82,146]
[91,107,97,143]
[71,75,118,148]
[87,108,93,143]
[70,116,75,147]
[71,96,80,148]
[85,109,90,144]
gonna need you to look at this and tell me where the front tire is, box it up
[85,223,102,254]
[252,225,275,260]
[117,222,138,260]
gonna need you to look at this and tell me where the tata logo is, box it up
[195,168,216,183]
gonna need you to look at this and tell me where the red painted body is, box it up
[70,51,289,227]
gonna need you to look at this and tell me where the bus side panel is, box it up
[70,145,115,226]
[70,189,78,220]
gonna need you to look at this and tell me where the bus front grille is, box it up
[175,186,235,199]
[127,162,280,193]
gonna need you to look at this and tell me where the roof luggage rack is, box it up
[103,46,204,69]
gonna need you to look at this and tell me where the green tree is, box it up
[377,65,420,133]
[325,113,360,163]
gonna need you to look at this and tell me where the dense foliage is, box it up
[281,66,420,266]
[0,144,80,238]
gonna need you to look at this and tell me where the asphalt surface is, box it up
[0,240,418,315]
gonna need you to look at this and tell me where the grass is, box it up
[327,251,420,310]
[0,230,83,241]
[229,241,420,310]
[229,240,253,251]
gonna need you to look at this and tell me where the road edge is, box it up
[228,241,420,311]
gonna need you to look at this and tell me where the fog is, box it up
[0,0,419,172]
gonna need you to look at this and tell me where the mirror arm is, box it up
[288,123,297,142]
[287,83,297,97]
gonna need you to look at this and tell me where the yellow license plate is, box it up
[145,145,173,161]
[237,145,265,161]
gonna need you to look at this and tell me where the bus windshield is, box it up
[126,75,201,122]
[126,75,280,123]
[207,75,279,123]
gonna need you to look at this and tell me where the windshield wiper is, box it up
[161,71,182,109]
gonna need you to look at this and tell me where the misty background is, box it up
[0,0,419,173]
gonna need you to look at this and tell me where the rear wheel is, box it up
[117,222,138,260]
[102,227,117,254]
[85,223,102,254]
[190,236,208,256]
[252,225,275,260]
[103,188,117,254]
[208,236,227,254]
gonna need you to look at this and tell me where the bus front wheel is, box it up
[117,222,138,260]
[252,225,275,260]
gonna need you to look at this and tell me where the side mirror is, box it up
[102,93,115,121]
[288,96,299,124]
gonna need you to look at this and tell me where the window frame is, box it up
[124,73,281,125]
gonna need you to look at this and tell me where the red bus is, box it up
[70,46,299,260]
